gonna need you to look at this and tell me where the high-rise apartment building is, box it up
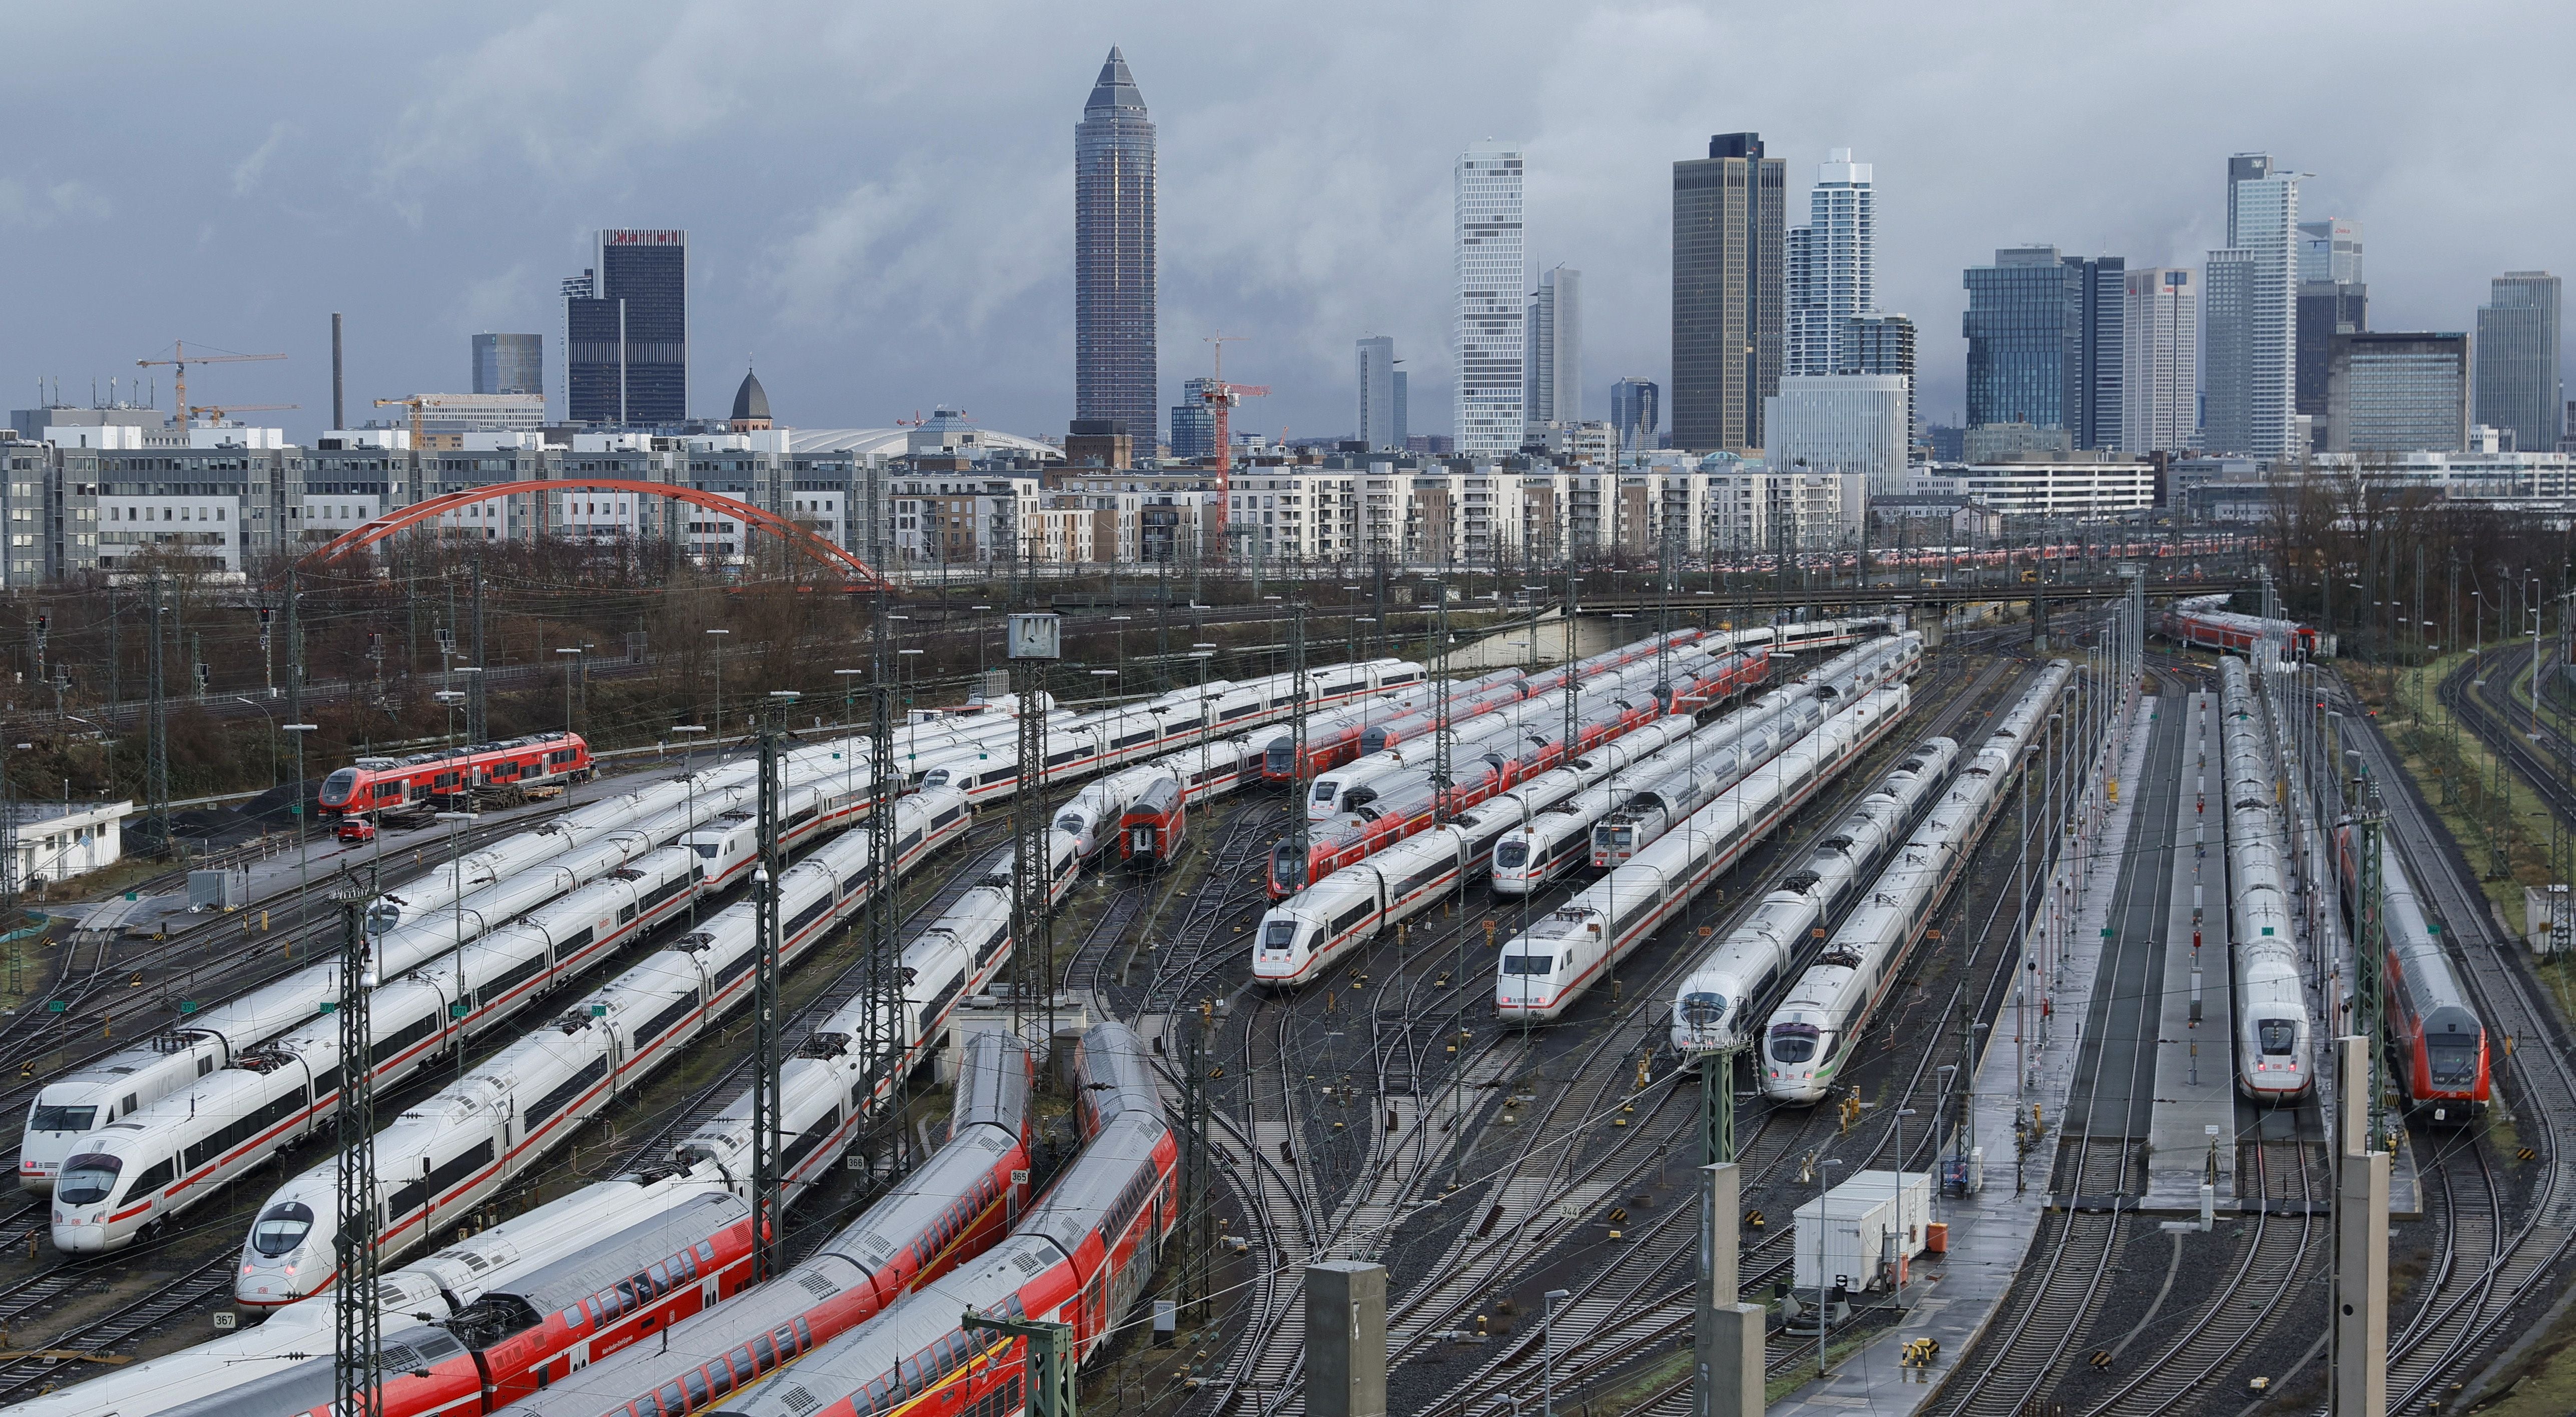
[1786,149,1875,377]
[1960,249,2123,449]
[1610,378,1660,451]
[565,229,688,426]
[2474,271,2564,452]
[1075,48,1159,445]
[1672,133,1784,453]
[1454,146,1526,456]
[1526,266,1582,430]
[2327,331,2468,453]
[2203,154,2300,456]
[2298,217,2363,284]
[1356,336,1401,450]
[472,333,543,398]
[1845,314,1916,451]
[2123,267,2199,455]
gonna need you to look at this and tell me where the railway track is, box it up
[1180,635,2049,1414]
[2339,688,2576,1413]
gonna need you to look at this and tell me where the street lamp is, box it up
[1541,1288,1572,1416]
[435,809,478,1085]
[834,668,866,730]
[706,628,732,743]
[282,723,319,904]
[672,725,708,925]
[555,646,583,734]
[235,697,279,788]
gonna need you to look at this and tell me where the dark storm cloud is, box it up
[2,2,2565,443]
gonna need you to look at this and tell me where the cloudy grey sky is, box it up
[7,2,2568,444]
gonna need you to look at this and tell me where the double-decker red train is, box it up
[319,733,595,818]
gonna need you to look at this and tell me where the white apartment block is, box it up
[1914,457,2157,517]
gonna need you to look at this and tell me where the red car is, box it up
[335,818,376,845]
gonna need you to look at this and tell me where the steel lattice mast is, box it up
[333,878,388,1417]
[751,695,791,1282]
[864,586,906,1174]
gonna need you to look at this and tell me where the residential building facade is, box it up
[1786,148,1875,377]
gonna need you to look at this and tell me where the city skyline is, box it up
[2,5,2566,447]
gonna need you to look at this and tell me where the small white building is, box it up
[8,801,131,886]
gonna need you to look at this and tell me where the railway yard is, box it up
[0,600,2571,1417]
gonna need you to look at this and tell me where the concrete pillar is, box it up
[2335,1035,2388,1417]
[1306,1261,1386,1417]
[1696,1162,1765,1417]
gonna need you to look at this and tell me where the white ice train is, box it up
[210,785,986,1306]
[1668,736,1962,1059]
[1760,663,2072,1103]
[1494,682,1915,1021]
[1305,650,1711,823]
[17,772,740,1192]
[1493,634,1920,895]
[2219,656,2314,1101]
[1702,616,1893,656]
[915,658,1422,806]
[46,781,975,1262]
[1250,713,1708,988]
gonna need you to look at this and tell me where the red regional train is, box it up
[1118,778,1186,869]
[2158,608,2338,659]
[320,732,595,818]
[706,1023,1176,1417]
[2334,822,2491,1122]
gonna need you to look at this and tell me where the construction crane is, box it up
[137,342,287,430]
[1196,333,1268,558]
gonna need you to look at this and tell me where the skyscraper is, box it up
[2203,155,2300,456]
[472,333,542,397]
[1610,377,1660,451]
[1672,133,1785,453]
[1525,266,1582,430]
[2296,280,2367,442]
[1454,146,1526,457]
[1076,48,1158,445]
[1786,149,1875,377]
[1846,314,1916,450]
[2298,217,2363,284]
[1391,370,1408,450]
[2474,271,2564,452]
[1960,248,2123,449]
[1357,336,1400,450]
[565,229,688,426]
[2123,267,2199,455]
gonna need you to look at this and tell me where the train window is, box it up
[1499,953,1552,975]
[1261,921,1298,951]
[2427,1038,2479,1086]
[1493,841,1527,870]
[2257,1020,2297,1056]
[1768,1022,1821,1064]
[250,1200,315,1255]
[754,1335,778,1368]
[28,1104,96,1133]
[682,1371,709,1406]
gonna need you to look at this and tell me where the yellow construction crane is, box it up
[136,341,286,430]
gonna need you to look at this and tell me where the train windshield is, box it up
[1500,954,1553,975]
[2257,1019,2297,1056]
[1260,921,1300,952]
[1311,782,1338,806]
[1679,992,1728,1028]
[1768,1022,1821,1064]
[27,1104,97,1133]
[251,1201,316,1256]
[1264,744,1294,772]
[56,1153,120,1206]
[2427,1037,2479,1086]
[1494,841,1528,871]
[320,768,361,805]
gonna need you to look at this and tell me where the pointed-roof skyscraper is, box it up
[1076,47,1159,447]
